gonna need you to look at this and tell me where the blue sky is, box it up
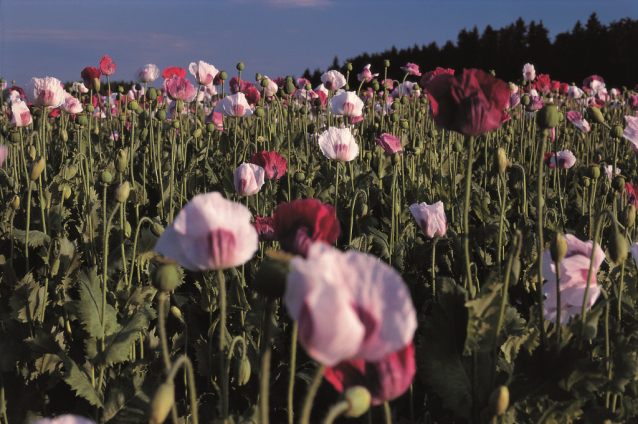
[1,0,635,88]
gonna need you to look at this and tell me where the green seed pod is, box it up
[453,141,462,152]
[489,386,509,417]
[390,112,399,122]
[252,258,291,298]
[295,171,305,182]
[146,87,158,101]
[149,381,175,424]
[127,100,138,111]
[588,165,601,179]
[621,205,636,228]
[29,157,45,181]
[587,106,605,125]
[157,110,167,121]
[255,107,265,118]
[100,170,113,184]
[346,62,353,71]
[236,62,244,71]
[10,195,20,210]
[76,114,88,126]
[152,222,165,237]
[119,114,127,122]
[521,95,530,106]
[172,121,180,129]
[608,232,628,265]
[612,176,626,192]
[235,355,251,386]
[153,263,181,292]
[284,78,295,95]
[343,386,371,418]
[549,233,568,263]
[85,105,95,113]
[192,128,202,138]
[9,130,21,144]
[115,181,130,203]
[536,105,559,129]
[611,125,624,139]
[383,60,390,68]
[400,119,409,129]
[400,95,409,105]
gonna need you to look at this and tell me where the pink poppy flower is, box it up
[257,77,278,97]
[26,77,65,108]
[509,93,520,109]
[189,60,218,87]
[33,415,96,424]
[72,82,89,93]
[329,91,364,118]
[375,133,402,156]
[542,234,605,325]
[631,241,638,269]
[62,94,83,114]
[349,115,363,124]
[401,63,421,76]
[525,96,544,112]
[321,70,346,91]
[81,67,101,89]
[420,67,454,87]
[297,77,311,88]
[166,77,197,102]
[409,201,447,239]
[623,115,638,152]
[522,63,536,81]
[234,163,265,196]
[253,215,276,242]
[357,64,378,83]
[284,241,417,367]
[135,64,160,83]
[250,151,287,180]
[162,66,186,80]
[423,69,509,137]
[243,84,261,107]
[205,110,224,131]
[273,199,340,257]
[324,342,415,406]
[296,88,318,103]
[628,95,638,111]
[605,165,621,180]
[566,111,591,133]
[551,150,576,169]
[318,127,359,162]
[155,192,258,271]
[214,92,253,118]
[100,55,116,76]
[11,100,32,127]
[0,145,7,168]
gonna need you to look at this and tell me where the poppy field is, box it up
[1,56,638,424]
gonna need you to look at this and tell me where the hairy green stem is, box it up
[299,363,326,424]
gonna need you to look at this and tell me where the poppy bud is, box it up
[92,78,100,92]
[9,195,20,210]
[170,306,182,319]
[28,145,37,161]
[100,170,113,184]
[124,221,132,238]
[156,110,166,121]
[621,205,636,228]
[587,106,605,125]
[152,222,165,237]
[536,105,559,129]
[608,232,628,265]
[63,185,72,200]
[611,125,624,139]
[343,386,371,418]
[612,176,625,192]
[295,171,305,182]
[346,62,353,71]
[60,129,68,142]
[253,256,291,299]
[489,386,509,417]
[115,181,130,203]
[234,355,251,386]
[495,148,507,174]
[588,165,600,179]
[453,141,462,152]
[85,104,95,114]
[383,60,390,68]
[236,62,244,71]
[153,263,181,292]
[358,203,368,217]
[510,258,521,286]
[149,381,175,424]
[29,157,45,181]
[549,233,568,263]
[50,258,60,278]
[116,149,127,173]
[255,107,265,118]
[344,84,349,91]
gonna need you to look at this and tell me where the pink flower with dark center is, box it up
[81,66,101,89]
[154,192,258,271]
[409,201,447,239]
[33,415,96,424]
[100,55,116,76]
[566,111,591,133]
[166,77,197,102]
[11,100,32,127]
[318,127,359,162]
[214,92,253,118]
[375,133,402,156]
[623,115,638,154]
[253,215,276,242]
[401,63,421,76]
[234,163,265,196]
[189,60,218,87]
[542,234,605,325]
[522,63,536,81]
[135,64,160,83]
[357,64,378,83]
[321,70,346,91]
[205,111,224,130]
[26,77,65,108]
[551,150,576,169]
[62,94,83,114]
[329,91,364,117]
[250,151,287,180]
[297,77,311,88]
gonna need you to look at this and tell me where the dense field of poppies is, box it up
[1,56,638,424]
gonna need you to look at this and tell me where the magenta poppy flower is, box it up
[80,67,101,89]
[566,111,591,133]
[273,199,340,257]
[253,215,276,242]
[522,63,536,81]
[243,84,261,107]
[0,145,7,168]
[534,74,551,93]
[324,342,416,406]
[135,64,160,83]
[284,241,416,367]
[628,95,638,111]
[329,91,364,117]
[318,127,359,162]
[551,150,576,169]
[162,66,186,80]
[26,77,65,108]
[165,77,197,102]
[424,69,509,137]
[234,163,265,196]
[631,241,638,269]
[100,55,116,76]
[33,415,96,424]
[205,111,224,131]
[542,234,605,325]
[189,60,218,87]
[501,111,511,123]
[11,100,32,127]
[624,116,638,151]
[250,151,287,180]
[257,77,278,97]
[409,201,447,239]
[155,192,258,271]
[357,64,378,83]
[297,77,311,88]
[229,77,250,95]
[62,94,83,114]
[321,70,346,91]
[401,63,421,76]
[214,93,253,118]
[420,67,454,87]
[375,133,402,156]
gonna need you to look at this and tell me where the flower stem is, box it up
[431,239,437,297]
[536,130,548,348]
[260,298,277,424]
[217,269,228,420]
[322,401,349,424]
[287,321,298,424]
[463,136,475,298]
[299,363,325,424]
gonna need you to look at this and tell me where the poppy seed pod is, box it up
[621,205,636,228]
[153,263,181,292]
[588,164,601,179]
[76,114,88,126]
[151,222,165,237]
[383,60,390,68]
[608,232,628,265]
[115,181,130,203]
[255,107,265,118]
[92,78,100,92]
[252,257,291,298]
[536,105,559,129]
[346,62,353,71]
[29,157,45,180]
[284,79,295,95]
[100,170,113,184]
[611,125,624,139]
[157,110,167,121]
[612,176,626,192]
[149,381,175,424]
[587,106,605,125]
[343,386,371,418]
[521,95,530,106]
[220,71,228,80]
[236,62,244,71]
[453,141,462,152]
[489,386,509,417]
[549,232,568,263]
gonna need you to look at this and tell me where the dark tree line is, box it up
[302,13,638,90]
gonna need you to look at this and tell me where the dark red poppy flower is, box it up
[420,67,454,87]
[243,84,261,106]
[251,151,287,180]
[81,66,102,89]
[534,74,551,93]
[48,109,60,118]
[229,77,248,94]
[323,342,415,406]
[423,68,510,137]
[544,152,555,169]
[626,183,638,209]
[162,67,186,79]
[8,86,25,97]
[549,80,561,92]
[253,215,276,242]
[213,72,223,86]
[273,199,340,257]
[594,99,606,108]
[559,83,569,95]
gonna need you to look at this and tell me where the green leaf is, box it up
[103,361,161,423]
[59,351,104,408]
[568,298,610,340]
[10,273,45,324]
[464,277,503,355]
[77,267,120,339]
[13,229,51,248]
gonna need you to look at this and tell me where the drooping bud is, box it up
[489,386,509,417]
[149,381,175,424]
[536,105,559,129]
[152,222,165,237]
[124,221,132,238]
[495,148,507,174]
[343,386,371,418]
[115,181,130,203]
[92,78,101,92]
[170,306,182,319]
[620,205,636,228]
[50,258,60,278]
[549,233,568,263]
[234,355,251,386]
[608,232,628,265]
[29,157,45,180]
[116,149,127,173]
[28,145,37,161]
[153,263,181,292]
[9,195,20,210]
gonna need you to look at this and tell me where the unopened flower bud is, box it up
[587,106,605,125]
[149,381,175,424]
[100,170,113,184]
[609,232,628,265]
[536,105,559,129]
[235,355,251,386]
[62,184,72,200]
[549,233,568,263]
[92,78,100,92]
[489,386,509,417]
[10,195,20,210]
[343,386,371,418]
[153,263,181,292]
[453,141,462,153]
[124,221,132,238]
[611,125,624,139]
[495,148,507,174]
[383,60,390,68]
[29,157,45,180]
[115,149,127,173]
[146,87,158,101]
[152,222,165,237]
[115,181,130,203]
[170,306,182,319]
[621,205,636,228]
[28,145,37,161]
[510,258,521,286]
[192,128,202,138]
[50,258,60,278]
[588,164,601,179]
[60,129,68,142]
[346,62,353,71]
